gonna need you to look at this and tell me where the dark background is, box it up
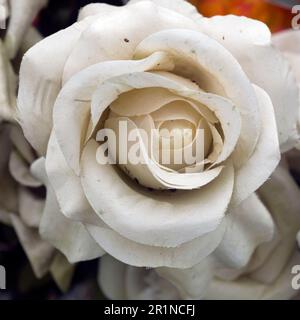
[37,0,124,36]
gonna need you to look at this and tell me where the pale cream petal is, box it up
[45,132,100,225]
[87,219,227,268]
[50,253,75,293]
[231,85,281,206]
[272,29,300,54]
[272,30,300,146]
[18,187,43,228]
[198,15,300,151]
[103,116,223,190]
[62,1,199,82]
[9,151,41,187]
[157,258,214,299]
[9,125,36,164]
[31,157,105,263]
[125,266,179,300]
[98,255,128,300]
[82,140,233,248]
[254,166,300,284]
[206,251,300,300]
[135,28,260,168]
[207,166,300,300]
[39,184,105,264]
[17,16,97,155]
[150,100,201,126]
[10,214,55,278]
[53,52,174,175]
[215,194,274,269]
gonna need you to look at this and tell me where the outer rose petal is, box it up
[87,219,226,269]
[10,214,55,278]
[18,187,43,228]
[81,140,234,248]
[215,194,274,269]
[9,151,41,187]
[272,30,300,147]
[231,85,280,206]
[98,255,179,300]
[198,15,300,151]
[156,258,214,299]
[78,3,119,21]
[272,29,300,55]
[205,166,300,300]
[98,255,128,300]
[62,1,199,82]
[17,15,98,155]
[49,253,75,293]
[46,131,100,225]
[205,251,300,300]
[31,158,105,263]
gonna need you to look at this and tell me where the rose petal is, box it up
[98,255,127,300]
[92,71,241,168]
[53,52,174,175]
[45,132,100,225]
[198,15,300,151]
[135,28,260,168]
[87,218,226,268]
[18,187,43,228]
[10,214,55,278]
[9,151,42,187]
[62,1,199,82]
[205,251,300,300]
[18,15,97,155]
[32,157,105,263]
[81,139,233,248]
[231,85,281,206]
[156,258,214,299]
[103,116,222,190]
[253,166,300,284]
[215,194,274,269]
[50,253,75,293]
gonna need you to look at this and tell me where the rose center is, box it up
[158,119,195,149]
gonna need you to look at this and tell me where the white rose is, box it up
[98,166,300,300]
[18,0,298,269]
